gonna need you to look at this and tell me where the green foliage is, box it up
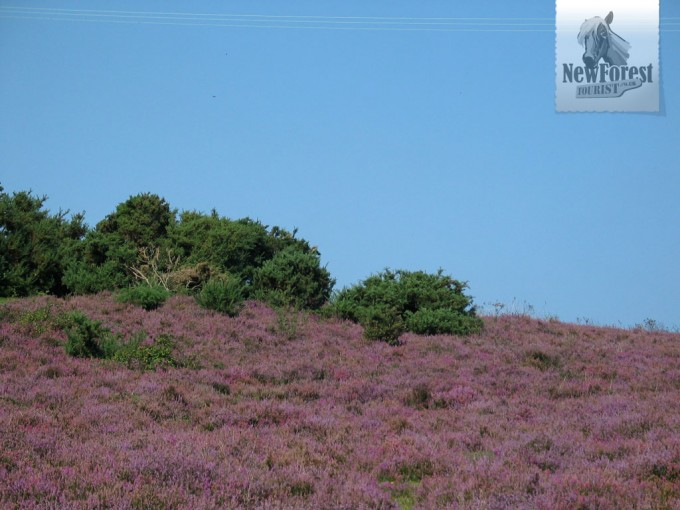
[168,211,315,284]
[96,193,174,248]
[17,304,55,336]
[397,459,435,483]
[169,213,271,282]
[393,489,416,510]
[0,185,87,297]
[2,185,332,306]
[62,193,174,295]
[252,246,335,310]
[195,278,246,316]
[62,225,142,295]
[289,481,314,497]
[63,259,131,295]
[405,308,483,336]
[361,305,405,344]
[211,382,231,395]
[332,269,482,342]
[11,305,93,338]
[63,311,118,359]
[378,459,434,484]
[113,332,177,370]
[117,285,171,311]
[60,311,178,369]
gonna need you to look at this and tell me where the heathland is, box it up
[1,185,679,508]
[1,293,679,509]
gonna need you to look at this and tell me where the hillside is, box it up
[1,294,679,509]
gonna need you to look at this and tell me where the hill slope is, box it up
[1,294,679,509]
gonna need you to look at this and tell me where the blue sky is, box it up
[1,1,678,328]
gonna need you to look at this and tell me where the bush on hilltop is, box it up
[331,269,483,342]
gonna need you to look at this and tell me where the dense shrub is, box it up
[170,213,272,281]
[61,311,179,369]
[63,311,118,358]
[169,212,317,284]
[332,269,482,342]
[360,305,405,345]
[195,278,246,316]
[117,285,171,311]
[62,230,138,294]
[405,308,483,336]
[252,246,335,310]
[96,193,174,248]
[62,260,130,295]
[2,185,332,304]
[0,184,87,297]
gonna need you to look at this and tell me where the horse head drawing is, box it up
[577,11,630,68]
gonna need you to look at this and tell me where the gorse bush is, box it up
[0,185,86,297]
[405,308,483,336]
[0,184,330,307]
[360,305,405,345]
[60,310,179,369]
[252,246,335,310]
[332,269,483,342]
[2,184,489,326]
[63,311,118,358]
[195,278,246,316]
[117,284,171,311]
[62,260,130,295]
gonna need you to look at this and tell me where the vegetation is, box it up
[0,184,337,314]
[62,311,119,359]
[331,269,483,342]
[112,332,178,370]
[1,293,679,509]
[251,246,334,310]
[195,278,246,317]
[1,183,484,341]
[117,284,171,311]
[0,185,86,297]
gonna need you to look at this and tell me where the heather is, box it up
[1,294,679,509]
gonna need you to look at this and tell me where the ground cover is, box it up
[1,293,679,509]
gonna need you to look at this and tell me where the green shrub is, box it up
[63,311,119,358]
[252,246,334,310]
[405,308,483,335]
[0,185,87,297]
[61,312,178,370]
[17,304,55,335]
[195,278,245,316]
[113,332,177,370]
[117,284,171,311]
[62,259,133,295]
[360,305,405,345]
[332,269,482,342]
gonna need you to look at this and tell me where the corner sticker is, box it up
[556,0,659,112]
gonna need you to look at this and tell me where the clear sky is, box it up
[1,1,678,328]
